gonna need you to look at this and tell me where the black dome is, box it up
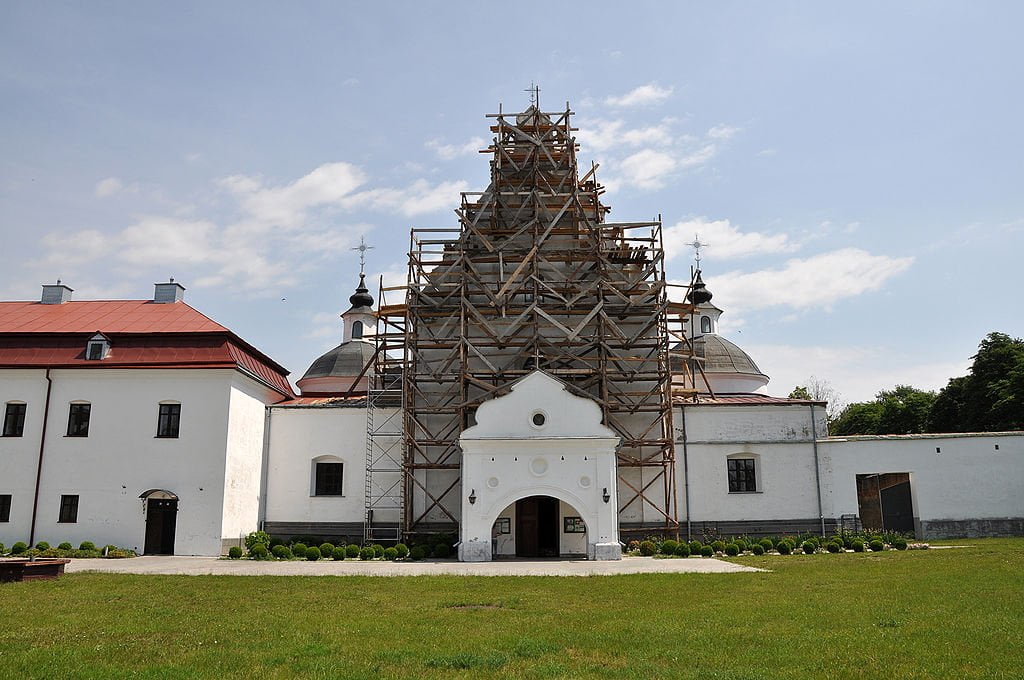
[686,270,713,305]
[349,273,374,308]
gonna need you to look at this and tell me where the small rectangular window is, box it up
[157,403,181,438]
[58,494,79,523]
[67,403,90,437]
[728,458,757,493]
[87,343,104,360]
[3,403,26,437]
[314,462,344,496]
[0,494,11,522]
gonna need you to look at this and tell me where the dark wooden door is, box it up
[144,499,178,555]
[515,496,559,558]
[881,481,915,533]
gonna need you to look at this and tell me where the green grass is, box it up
[1,539,1022,679]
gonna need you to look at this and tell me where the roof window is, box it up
[86,333,110,360]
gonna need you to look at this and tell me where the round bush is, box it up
[383,547,398,561]
[777,541,792,555]
[892,537,908,551]
[291,542,308,558]
[802,540,816,555]
[724,543,740,556]
[869,539,885,552]
[345,543,360,558]
[319,542,334,556]
[660,539,679,555]
[432,543,451,558]
[639,540,657,556]
[372,544,385,558]
[759,538,775,551]
[327,546,342,560]
[751,544,765,555]
[79,541,96,551]
[35,541,50,551]
[688,541,702,554]
[10,542,27,555]
[395,543,409,558]
[711,540,726,553]
[826,541,841,553]
[244,530,271,553]
[807,537,820,549]
[271,544,291,559]
[410,546,427,561]
[734,539,748,552]
[359,547,375,560]
[58,542,72,551]
[228,546,243,559]
[852,539,865,553]
[699,545,714,557]
[250,543,269,559]
[674,543,690,557]
[305,546,321,561]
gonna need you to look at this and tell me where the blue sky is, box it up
[2,2,1022,403]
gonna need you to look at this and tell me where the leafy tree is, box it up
[928,332,1024,432]
[831,385,935,435]
[788,386,812,400]
[831,401,884,436]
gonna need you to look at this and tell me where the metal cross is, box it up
[352,236,374,275]
[686,235,709,270]
[525,81,540,107]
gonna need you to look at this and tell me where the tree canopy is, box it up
[831,385,936,436]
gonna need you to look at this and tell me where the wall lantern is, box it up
[602,488,610,503]
[469,489,477,505]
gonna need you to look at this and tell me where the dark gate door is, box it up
[881,481,915,533]
[515,496,559,558]
[144,499,178,555]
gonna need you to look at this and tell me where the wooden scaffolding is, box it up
[368,103,697,539]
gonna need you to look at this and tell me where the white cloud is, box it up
[95,177,124,197]
[605,83,674,108]
[663,217,798,261]
[343,179,469,217]
[575,119,674,153]
[426,136,486,160]
[616,149,678,191]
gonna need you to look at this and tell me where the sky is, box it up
[1,2,1022,404]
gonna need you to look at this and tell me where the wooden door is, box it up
[144,499,178,555]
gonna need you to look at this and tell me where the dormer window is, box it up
[86,333,110,360]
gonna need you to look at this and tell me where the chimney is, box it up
[41,280,73,304]
[153,279,186,304]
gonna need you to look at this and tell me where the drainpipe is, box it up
[680,405,692,543]
[29,368,53,547]
[809,404,825,537]
[257,405,274,531]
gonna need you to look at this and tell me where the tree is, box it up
[830,385,936,435]
[928,332,1024,432]
[788,386,812,400]
[788,376,844,424]
[830,401,884,436]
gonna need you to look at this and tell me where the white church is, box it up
[1,103,1021,558]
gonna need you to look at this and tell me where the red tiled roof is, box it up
[0,300,227,334]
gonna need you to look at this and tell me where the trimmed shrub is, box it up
[332,546,346,560]
[35,541,50,551]
[359,547,375,560]
[79,541,96,551]
[734,539,748,552]
[228,546,243,559]
[759,538,775,552]
[250,544,269,559]
[384,547,399,561]
[893,537,908,551]
[711,540,726,553]
[806,537,820,549]
[319,542,334,556]
[395,543,410,558]
[688,541,702,555]
[58,542,72,551]
[802,541,816,555]
[869,539,885,552]
[852,539,865,552]
[272,544,292,559]
[305,546,321,561]
[724,543,740,557]
[699,545,714,557]
[410,546,427,561]
[0,543,5,555]
[826,541,841,553]
[346,544,360,558]
[777,541,792,555]
[639,540,657,556]
[660,539,679,555]
[751,544,765,555]
[244,530,271,553]
[674,543,690,557]
[432,543,451,558]
[291,543,308,559]
[372,544,385,558]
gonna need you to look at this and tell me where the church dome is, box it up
[671,335,769,394]
[686,270,713,305]
[301,341,375,382]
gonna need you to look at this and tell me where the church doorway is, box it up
[855,473,915,534]
[515,496,560,557]
[140,490,178,555]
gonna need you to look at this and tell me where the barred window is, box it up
[728,458,757,493]
[314,462,344,496]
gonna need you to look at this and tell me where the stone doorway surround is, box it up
[458,371,622,562]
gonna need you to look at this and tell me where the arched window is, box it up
[700,316,712,334]
[311,455,344,496]
[726,453,760,493]
[352,320,364,339]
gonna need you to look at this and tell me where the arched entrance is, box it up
[140,489,178,555]
[490,494,590,559]
[516,496,559,557]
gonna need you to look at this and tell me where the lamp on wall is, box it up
[602,488,610,503]
[469,489,477,505]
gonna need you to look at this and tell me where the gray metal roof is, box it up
[300,341,375,380]
[672,335,766,376]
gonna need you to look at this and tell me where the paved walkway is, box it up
[65,555,761,576]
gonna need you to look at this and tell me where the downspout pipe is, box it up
[680,405,691,543]
[810,403,825,537]
[29,368,53,547]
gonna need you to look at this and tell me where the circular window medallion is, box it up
[531,411,546,427]
[579,475,592,489]
[486,476,499,489]
[530,457,549,476]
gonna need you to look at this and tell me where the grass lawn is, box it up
[1,538,1022,679]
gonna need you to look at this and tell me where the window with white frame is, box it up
[86,333,110,360]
